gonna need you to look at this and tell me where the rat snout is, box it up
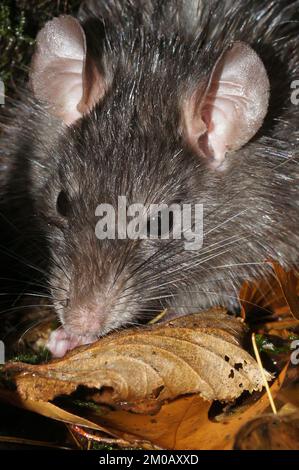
[48,240,135,357]
[47,299,111,358]
[63,300,109,339]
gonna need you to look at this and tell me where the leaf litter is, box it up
[0,263,298,450]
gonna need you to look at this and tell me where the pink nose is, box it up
[63,302,107,338]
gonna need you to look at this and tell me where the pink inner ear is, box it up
[202,79,251,168]
[30,15,105,125]
[183,42,270,169]
[78,58,106,116]
[34,58,85,125]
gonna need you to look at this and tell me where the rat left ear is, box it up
[183,42,270,169]
[30,16,105,125]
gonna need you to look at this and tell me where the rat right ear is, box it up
[30,16,105,125]
[182,42,270,170]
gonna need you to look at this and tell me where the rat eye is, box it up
[56,190,70,218]
[147,209,174,238]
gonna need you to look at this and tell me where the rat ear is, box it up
[30,16,105,125]
[183,42,270,169]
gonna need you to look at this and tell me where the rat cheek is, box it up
[50,276,71,324]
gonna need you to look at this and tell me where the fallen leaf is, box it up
[239,263,299,335]
[0,364,287,450]
[234,412,299,450]
[78,364,289,450]
[279,403,299,415]
[278,385,299,408]
[3,308,271,405]
[0,388,157,450]
[271,262,299,321]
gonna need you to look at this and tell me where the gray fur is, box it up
[0,0,298,339]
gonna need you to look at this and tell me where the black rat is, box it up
[0,0,298,357]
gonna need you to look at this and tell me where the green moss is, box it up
[71,399,104,412]
[11,347,50,364]
[0,0,81,95]
[255,333,295,355]
[91,442,120,450]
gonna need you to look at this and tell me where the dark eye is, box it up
[147,210,174,238]
[56,190,70,218]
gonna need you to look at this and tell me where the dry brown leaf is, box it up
[239,263,299,329]
[3,308,271,405]
[0,364,288,450]
[68,425,163,450]
[278,385,299,408]
[0,389,158,450]
[271,262,299,321]
[77,364,289,450]
[234,412,299,450]
[239,278,279,319]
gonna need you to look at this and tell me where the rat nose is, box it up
[63,301,108,339]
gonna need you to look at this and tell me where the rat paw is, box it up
[47,328,95,357]
[47,329,80,357]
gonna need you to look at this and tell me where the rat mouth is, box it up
[47,328,97,358]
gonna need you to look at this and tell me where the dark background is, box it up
[0,0,81,97]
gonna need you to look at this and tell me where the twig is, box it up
[252,332,277,415]
[148,308,168,324]
[0,435,71,450]
[66,424,82,449]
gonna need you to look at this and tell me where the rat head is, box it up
[30,16,269,356]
